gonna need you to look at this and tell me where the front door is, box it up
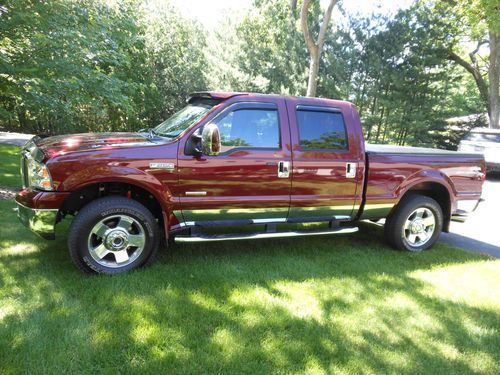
[177,98,292,223]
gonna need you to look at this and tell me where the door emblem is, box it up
[149,162,175,170]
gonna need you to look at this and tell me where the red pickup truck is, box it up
[15,92,485,274]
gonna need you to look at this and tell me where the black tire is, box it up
[68,196,160,274]
[384,194,443,252]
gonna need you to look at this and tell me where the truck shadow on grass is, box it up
[0,201,498,374]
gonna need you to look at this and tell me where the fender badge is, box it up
[149,162,175,170]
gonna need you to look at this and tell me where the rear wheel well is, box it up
[60,182,163,227]
[397,182,451,232]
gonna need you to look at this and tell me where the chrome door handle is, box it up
[346,162,357,178]
[278,161,290,178]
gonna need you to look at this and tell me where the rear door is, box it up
[176,97,292,223]
[286,98,364,220]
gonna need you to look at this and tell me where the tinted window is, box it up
[297,110,347,150]
[215,108,280,151]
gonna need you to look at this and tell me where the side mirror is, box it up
[201,123,221,156]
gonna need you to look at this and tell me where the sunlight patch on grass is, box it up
[302,357,327,375]
[229,284,323,323]
[212,327,242,358]
[410,260,500,309]
[0,303,15,321]
[1,242,40,255]
[0,145,21,188]
[189,291,220,311]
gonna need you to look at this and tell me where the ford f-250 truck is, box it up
[15,92,485,274]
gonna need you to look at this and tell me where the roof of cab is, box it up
[187,91,248,102]
[188,91,354,109]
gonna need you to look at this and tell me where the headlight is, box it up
[27,158,53,191]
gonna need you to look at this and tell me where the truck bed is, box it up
[365,143,480,157]
[361,143,485,221]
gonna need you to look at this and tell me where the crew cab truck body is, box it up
[15,92,486,274]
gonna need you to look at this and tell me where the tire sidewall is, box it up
[70,200,158,274]
[399,198,443,252]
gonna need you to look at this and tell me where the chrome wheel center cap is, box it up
[105,230,129,251]
[410,219,425,234]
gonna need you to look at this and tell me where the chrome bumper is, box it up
[451,198,483,223]
[15,202,58,240]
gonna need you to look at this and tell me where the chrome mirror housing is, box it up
[201,123,221,156]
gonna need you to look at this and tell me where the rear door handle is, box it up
[278,161,290,178]
[346,162,357,178]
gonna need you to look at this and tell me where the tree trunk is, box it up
[356,79,367,115]
[374,106,386,141]
[448,51,490,117]
[300,0,337,97]
[307,53,320,97]
[489,31,500,129]
[381,109,390,143]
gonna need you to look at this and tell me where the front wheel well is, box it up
[396,182,451,232]
[60,182,164,226]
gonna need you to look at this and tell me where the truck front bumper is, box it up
[15,202,58,240]
[15,188,69,240]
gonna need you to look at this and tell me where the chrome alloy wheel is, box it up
[87,215,146,268]
[403,207,436,247]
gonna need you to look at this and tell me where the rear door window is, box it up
[296,110,348,150]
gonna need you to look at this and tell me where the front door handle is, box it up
[278,161,290,178]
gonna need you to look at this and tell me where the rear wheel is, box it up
[68,196,160,274]
[384,195,443,252]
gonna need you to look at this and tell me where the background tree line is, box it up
[0,0,498,148]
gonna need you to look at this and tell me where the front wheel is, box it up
[68,196,160,274]
[384,195,443,252]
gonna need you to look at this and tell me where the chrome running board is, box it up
[175,226,358,243]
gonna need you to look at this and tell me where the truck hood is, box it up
[33,132,155,158]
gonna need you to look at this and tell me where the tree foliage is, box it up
[432,0,499,128]
[0,0,207,134]
[210,0,485,147]
[0,0,489,147]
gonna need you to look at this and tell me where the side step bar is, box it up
[175,226,359,243]
[171,215,352,231]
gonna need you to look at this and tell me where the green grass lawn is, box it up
[0,146,499,374]
[0,144,22,188]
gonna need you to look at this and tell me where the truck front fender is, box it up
[59,164,174,212]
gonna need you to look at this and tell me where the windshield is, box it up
[154,101,216,138]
